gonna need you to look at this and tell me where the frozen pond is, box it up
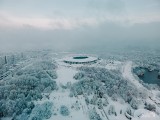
[133,67,160,86]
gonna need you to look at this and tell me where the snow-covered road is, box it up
[122,61,144,89]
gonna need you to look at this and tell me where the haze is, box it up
[0,0,160,52]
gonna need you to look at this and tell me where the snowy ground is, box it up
[36,59,123,120]
[2,57,160,120]
[35,62,90,120]
[48,64,88,120]
[121,61,144,89]
[56,65,77,84]
[35,59,160,120]
[133,109,160,120]
[121,61,160,120]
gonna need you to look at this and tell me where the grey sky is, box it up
[0,0,160,52]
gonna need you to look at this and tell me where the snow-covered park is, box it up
[0,52,160,120]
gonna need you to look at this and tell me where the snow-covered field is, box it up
[56,66,77,84]
[35,62,90,120]
[1,53,160,120]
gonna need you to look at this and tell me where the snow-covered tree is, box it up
[9,90,17,100]
[46,70,57,79]
[27,102,35,111]
[85,97,90,105]
[97,99,103,109]
[108,105,116,116]
[72,66,141,106]
[16,112,29,120]
[73,72,84,80]
[60,105,70,116]
[103,99,109,106]
[90,94,98,105]
[29,102,53,120]
[43,86,52,93]
[111,93,118,101]
[89,108,102,120]
[130,98,139,109]
[0,54,58,119]
[5,100,16,116]
[15,98,27,115]
[126,107,134,117]
[144,102,156,111]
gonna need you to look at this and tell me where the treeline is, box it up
[0,53,27,80]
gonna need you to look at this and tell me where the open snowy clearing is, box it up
[133,109,160,120]
[35,64,90,120]
[56,65,78,85]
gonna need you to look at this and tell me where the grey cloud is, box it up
[0,21,160,52]
[0,0,160,53]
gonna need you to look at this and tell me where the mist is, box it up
[0,21,160,53]
[0,0,160,53]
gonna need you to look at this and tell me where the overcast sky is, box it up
[0,0,160,52]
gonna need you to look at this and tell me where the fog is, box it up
[0,0,160,52]
[1,22,160,53]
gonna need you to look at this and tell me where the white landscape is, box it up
[0,0,160,120]
[1,52,160,120]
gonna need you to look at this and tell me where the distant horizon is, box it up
[0,0,160,52]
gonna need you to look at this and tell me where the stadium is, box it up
[63,55,99,64]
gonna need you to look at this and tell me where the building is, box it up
[63,55,99,64]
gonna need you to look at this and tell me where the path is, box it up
[122,61,144,89]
